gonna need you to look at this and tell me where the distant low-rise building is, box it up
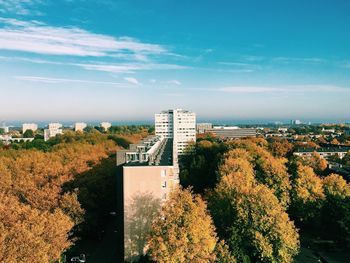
[22,123,38,133]
[322,128,335,133]
[344,130,350,136]
[196,123,213,133]
[0,135,34,145]
[74,122,87,132]
[208,127,256,139]
[1,126,9,133]
[294,146,350,159]
[291,120,302,125]
[278,127,288,133]
[100,122,111,131]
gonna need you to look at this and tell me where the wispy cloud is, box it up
[219,85,348,94]
[75,62,188,73]
[167,80,182,85]
[0,18,166,57]
[272,57,326,64]
[14,75,127,86]
[124,77,139,85]
[0,0,42,15]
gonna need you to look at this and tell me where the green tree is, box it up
[23,129,34,138]
[147,188,218,263]
[180,140,227,193]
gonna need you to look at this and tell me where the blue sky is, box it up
[0,0,350,123]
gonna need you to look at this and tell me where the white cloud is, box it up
[220,85,348,94]
[167,80,181,85]
[14,75,127,86]
[124,77,139,85]
[0,18,166,57]
[0,0,42,15]
[220,86,283,93]
[272,57,326,64]
[75,62,187,73]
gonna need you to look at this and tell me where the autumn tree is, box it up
[297,152,328,176]
[209,172,299,263]
[0,194,73,263]
[147,188,218,263]
[289,163,325,225]
[227,139,291,208]
[268,139,293,158]
[320,174,350,245]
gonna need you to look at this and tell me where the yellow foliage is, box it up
[147,188,217,263]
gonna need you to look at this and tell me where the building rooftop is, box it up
[295,146,350,153]
[117,135,174,167]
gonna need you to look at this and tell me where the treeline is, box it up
[143,137,350,262]
[0,130,149,262]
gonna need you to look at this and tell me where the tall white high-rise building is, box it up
[74,122,87,132]
[22,123,38,133]
[155,109,196,155]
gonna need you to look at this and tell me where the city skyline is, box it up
[1,0,350,121]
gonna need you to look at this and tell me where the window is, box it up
[161,169,166,177]
[162,181,167,188]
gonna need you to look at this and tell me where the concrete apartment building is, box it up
[74,122,87,132]
[196,122,213,133]
[100,122,111,131]
[294,146,350,160]
[22,123,38,133]
[155,109,196,155]
[208,126,257,139]
[116,135,179,262]
[44,122,63,141]
[116,109,195,261]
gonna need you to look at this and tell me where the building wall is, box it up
[196,123,213,133]
[123,165,178,262]
[155,109,196,154]
[22,123,38,133]
[74,122,87,132]
[209,128,256,139]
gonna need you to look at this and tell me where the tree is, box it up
[330,138,340,145]
[209,173,299,263]
[214,240,236,263]
[268,139,293,158]
[323,174,350,198]
[0,194,73,263]
[180,140,227,193]
[147,188,217,263]
[342,151,350,166]
[23,129,34,138]
[289,163,325,225]
[320,174,350,245]
[298,152,328,176]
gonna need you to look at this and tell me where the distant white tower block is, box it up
[155,109,196,155]
[22,123,38,133]
[44,122,63,141]
[100,122,112,131]
[74,122,87,132]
